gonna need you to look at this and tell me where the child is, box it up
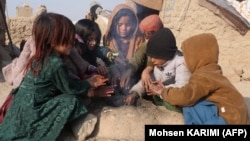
[120,14,163,90]
[73,18,116,97]
[0,12,109,140]
[74,19,114,74]
[124,28,191,111]
[149,33,249,124]
[103,4,144,89]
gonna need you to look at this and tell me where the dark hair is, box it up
[75,19,101,46]
[109,8,137,41]
[25,12,75,75]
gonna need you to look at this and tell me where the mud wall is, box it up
[159,0,250,82]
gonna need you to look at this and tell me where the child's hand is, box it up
[95,66,109,75]
[147,81,164,96]
[141,66,153,91]
[124,92,139,105]
[94,85,114,97]
[86,74,108,88]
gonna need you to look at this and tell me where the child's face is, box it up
[87,32,97,51]
[54,44,72,55]
[116,16,132,38]
[150,57,167,67]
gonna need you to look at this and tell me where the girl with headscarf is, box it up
[103,4,144,98]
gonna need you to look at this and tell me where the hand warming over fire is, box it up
[147,81,164,96]
[86,74,108,89]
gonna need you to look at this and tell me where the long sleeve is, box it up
[165,59,191,88]
[2,36,36,88]
[129,80,146,97]
[161,74,214,106]
[95,46,112,66]
[52,65,90,95]
[153,53,191,88]
[129,42,147,72]
[68,47,89,73]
